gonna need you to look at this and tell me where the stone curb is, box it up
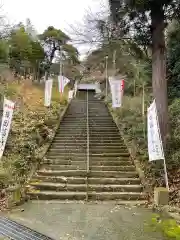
[161,205,180,222]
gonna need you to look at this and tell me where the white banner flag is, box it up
[68,90,74,101]
[44,79,53,107]
[147,100,164,161]
[0,98,15,159]
[58,75,70,93]
[95,81,101,93]
[109,77,125,108]
[74,81,78,97]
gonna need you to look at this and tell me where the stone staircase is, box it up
[27,90,146,203]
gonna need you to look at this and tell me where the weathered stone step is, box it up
[88,192,145,201]
[57,130,87,133]
[33,176,140,185]
[90,153,129,157]
[42,164,86,171]
[43,159,131,166]
[50,146,87,150]
[53,138,87,142]
[89,124,117,127]
[59,127,118,131]
[37,170,87,177]
[43,160,86,165]
[90,134,121,137]
[45,156,86,160]
[88,177,141,185]
[29,182,142,192]
[89,136,122,139]
[33,176,86,184]
[47,149,86,154]
[46,154,86,158]
[90,166,135,171]
[89,171,138,178]
[55,133,87,136]
[54,136,87,140]
[28,191,87,200]
[90,157,130,161]
[28,191,145,201]
[89,160,132,166]
[89,147,127,151]
[90,144,126,147]
[90,148,127,153]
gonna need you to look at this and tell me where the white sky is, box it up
[2,0,108,58]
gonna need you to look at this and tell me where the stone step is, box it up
[48,149,128,154]
[37,170,87,177]
[49,145,127,150]
[43,159,132,166]
[41,165,134,171]
[89,134,121,137]
[33,176,140,185]
[89,149,127,153]
[90,153,129,157]
[47,149,87,154]
[55,133,87,136]
[28,191,87,200]
[29,182,143,192]
[46,153,129,158]
[52,140,87,143]
[33,176,87,184]
[44,156,86,160]
[89,171,138,178]
[88,192,146,201]
[89,144,126,147]
[37,170,138,178]
[59,127,118,130]
[88,177,141,185]
[42,165,86,171]
[44,156,130,162]
[89,160,132,166]
[43,160,86,165]
[89,136,122,139]
[90,166,135,171]
[50,146,87,150]
[27,191,145,201]
[54,136,87,140]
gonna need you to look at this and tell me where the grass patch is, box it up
[149,214,180,239]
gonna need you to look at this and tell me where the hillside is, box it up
[0,79,68,209]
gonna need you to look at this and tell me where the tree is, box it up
[39,26,79,79]
[108,0,180,148]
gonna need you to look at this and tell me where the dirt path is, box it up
[5,201,164,240]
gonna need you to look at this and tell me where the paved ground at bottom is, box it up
[4,201,164,240]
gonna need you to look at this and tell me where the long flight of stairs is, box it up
[27,91,146,203]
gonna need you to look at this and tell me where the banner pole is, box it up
[163,158,169,191]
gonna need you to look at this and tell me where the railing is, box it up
[86,90,89,173]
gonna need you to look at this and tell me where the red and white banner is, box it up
[44,79,53,107]
[0,98,15,159]
[58,75,70,93]
[109,77,125,108]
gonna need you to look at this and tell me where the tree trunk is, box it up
[151,6,168,149]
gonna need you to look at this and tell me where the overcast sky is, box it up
[2,0,107,58]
